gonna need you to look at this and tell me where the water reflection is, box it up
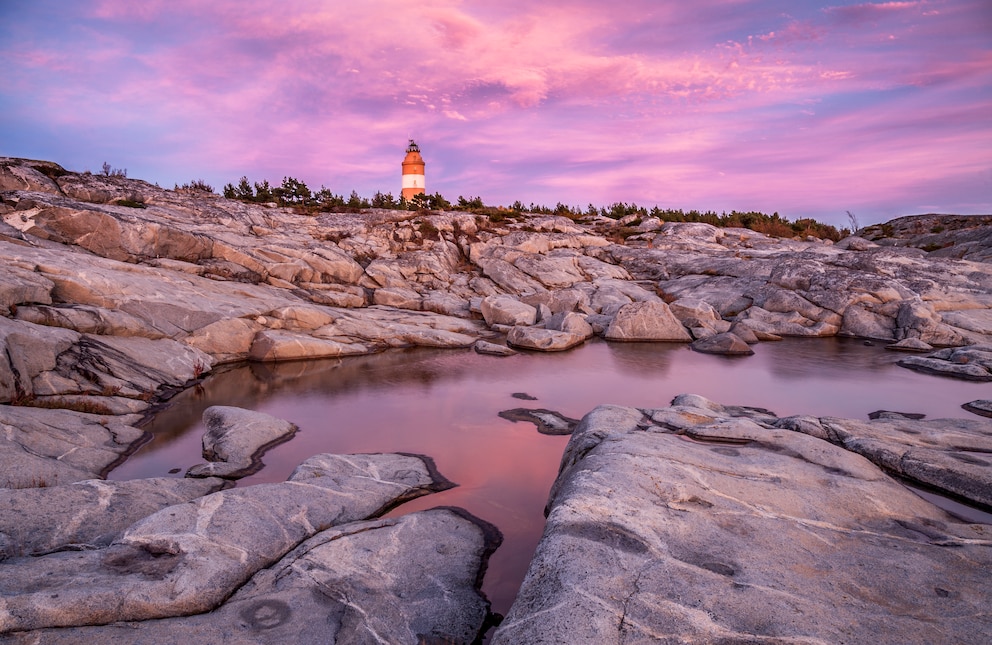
[111,337,989,616]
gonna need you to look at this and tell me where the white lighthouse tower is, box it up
[401,139,426,201]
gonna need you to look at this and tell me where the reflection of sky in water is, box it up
[110,337,989,616]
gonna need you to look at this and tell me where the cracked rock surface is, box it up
[1,507,500,645]
[492,396,992,644]
[0,452,452,633]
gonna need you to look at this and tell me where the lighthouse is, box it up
[401,139,426,201]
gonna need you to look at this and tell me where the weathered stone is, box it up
[493,398,992,644]
[0,453,453,632]
[182,317,263,364]
[14,304,168,339]
[498,408,580,435]
[886,337,934,352]
[841,303,896,340]
[8,508,501,644]
[896,300,967,346]
[690,332,754,355]
[507,326,586,352]
[898,345,992,381]
[372,286,423,310]
[603,300,692,342]
[776,413,992,507]
[186,406,298,479]
[0,406,146,488]
[0,477,228,559]
[962,400,992,418]
[248,329,370,361]
[544,311,594,339]
[481,295,538,327]
[474,340,517,356]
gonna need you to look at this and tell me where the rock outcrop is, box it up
[2,508,500,644]
[493,396,992,644]
[2,158,992,640]
[0,452,456,633]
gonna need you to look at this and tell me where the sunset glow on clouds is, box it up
[1,0,989,225]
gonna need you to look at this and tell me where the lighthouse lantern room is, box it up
[401,139,426,201]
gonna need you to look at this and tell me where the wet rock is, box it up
[511,392,538,400]
[868,410,927,420]
[493,398,992,644]
[507,326,586,352]
[473,340,517,356]
[898,345,992,381]
[0,452,453,632]
[0,477,229,559]
[689,332,754,355]
[962,400,992,418]
[186,406,299,479]
[498,408,580,435]
[886,337,934,352]
[603,301,692,342]
[0,406,146,488]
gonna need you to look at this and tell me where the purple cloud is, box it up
[0,0,988,225]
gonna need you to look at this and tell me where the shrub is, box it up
[175,179,214,193]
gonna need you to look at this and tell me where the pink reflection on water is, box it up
[110,338,989,616]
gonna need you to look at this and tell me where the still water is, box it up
[110,337,989,616]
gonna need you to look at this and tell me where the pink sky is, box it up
[2,0,989,226]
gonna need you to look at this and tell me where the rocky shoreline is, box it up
[2,157,991,641]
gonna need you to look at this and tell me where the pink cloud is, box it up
[1,0,988,225]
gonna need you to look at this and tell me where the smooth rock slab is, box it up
[2,508,501,645]
[492,398,992,644]
[186,406,298,479]
[0,477,228,559]
[776,414,992,507]
[0,452,453,633]
[0,406,146,488]
[898,345,992,381]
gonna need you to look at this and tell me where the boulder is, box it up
[689,332,754,355]
[474,340,517,356]
[897,345,992,381]
[603,301,692,342]
[497,408,580,435]
[186,406,299,479]
[507,326,586,352]
[492,399,992,644]
[480,295,538,327]
[962,400,992,418]
[543,311,594,339]
[0,452,453,632]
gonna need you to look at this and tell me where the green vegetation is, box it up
[219,174,847,240]
[175,179,214,193]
